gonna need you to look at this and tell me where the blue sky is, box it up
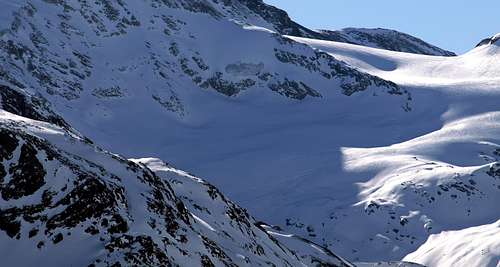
[264,0,499,54]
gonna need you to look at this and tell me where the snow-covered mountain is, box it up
[317,28,456,56]
[285,35,500,265]
[0,0,499,266]
[135,157,354,267]
[476,33,500,47]
[0,109,355,266]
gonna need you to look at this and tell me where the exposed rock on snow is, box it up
[476,33,500,47]
[0,0,498,266]
[0,111,353,266]
[318,28,456,56]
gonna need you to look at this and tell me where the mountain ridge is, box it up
[0,0,498,266]
[0,109,354,266]
[317,28,456,56]
[476,33,500,47]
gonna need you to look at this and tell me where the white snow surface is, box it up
[289,35,500,87]
[0,0,499,266]
[133,157,353,267]
[0,110,353,266]
[403,220,500,267]
[355,262,424,267]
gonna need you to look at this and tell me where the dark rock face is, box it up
[269,79,320,100]
[152,0,222,17]
[0,85,69,128]
[0,210,21,238]
[2,143,46,200]
[0,130,19,191]
[236,0,324,38]
[45,177,123,231]
[0,126,145,262]
[0,130,18,161]
[486,163,500,178]
[319,28,456,56]
[104,235,173,266]
[273,44,408,102]
[476,34,500,47]
[0,127,126,241]
[200,72,256,96]
[161,0,323,39]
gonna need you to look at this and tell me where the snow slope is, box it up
[0,0,499,266]
[135,157,353,267]
[289,35,500,87]
[0,109,354,266]
[286,34,500,264]
[318,28,456,56]
[403,220,500,267]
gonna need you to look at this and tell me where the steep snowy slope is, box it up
[0,0,408,112]
[134,158,354,267]
[290,35,500,87]
[318,28,456,56]
[136,158,421,267]
[403,220,500,267]
[285,35,500,263]
[0,0,499,266]
[0,109,353,266]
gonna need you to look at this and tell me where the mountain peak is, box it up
[476,33,500,47]
[318,27,456,56]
